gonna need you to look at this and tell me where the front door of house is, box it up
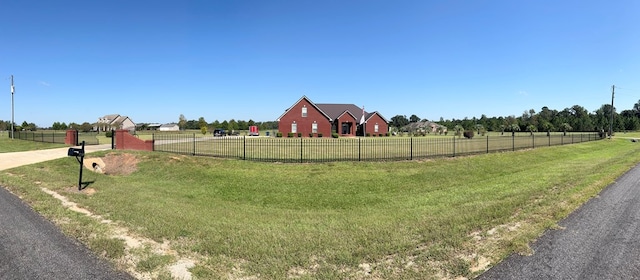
[342,123,351,135]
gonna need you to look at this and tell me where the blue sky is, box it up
[2,0,639,128]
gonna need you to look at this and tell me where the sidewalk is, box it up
[0,144,112,171]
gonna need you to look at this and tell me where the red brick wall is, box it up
[364,113,389,136]
[115,130,154,151]
[278,98,332,136]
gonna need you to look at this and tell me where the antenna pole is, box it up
[609,85,615,139]
[11,75,14,139]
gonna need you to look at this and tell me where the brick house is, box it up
[277,96,389,137]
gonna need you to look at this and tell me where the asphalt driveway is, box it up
[0,145,132,279]
[479,163,640,279]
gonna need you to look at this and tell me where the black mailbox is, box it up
[68,141,86,191]
[68,147,84,157]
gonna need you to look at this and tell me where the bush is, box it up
[105,130,113,138]
[309,133,314,138]
[317,133,323,138]
[366,133,371,137]
[463,130,474,139]
[332,133,339,138]
[287,132,295,138]
[297,132,302,137]
[276,132,283,138]
[386,132,391,137]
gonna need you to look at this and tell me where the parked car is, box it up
[213,129,225,136]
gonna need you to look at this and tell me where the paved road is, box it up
[479,164,640,279]
[0,145,132,279]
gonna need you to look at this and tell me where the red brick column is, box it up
[65,130,77,145]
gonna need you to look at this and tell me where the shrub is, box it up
[378,133,383,137]
[366,133,371,137]
[386,132,391,137]
[463,130,474,139]
[105,130,113,138]
[276,132,283,138]
[297,132,302,137]
[332,133,339,138]
[317,133,323,138]
[309,133,314,138]
[287,132,295,138]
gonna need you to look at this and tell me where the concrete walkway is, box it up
[0,144,112,171]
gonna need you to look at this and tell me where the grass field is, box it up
[1,137,639,279]
[154,132,600,162]
[0,135,67,152]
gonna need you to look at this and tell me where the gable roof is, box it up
[316,104,365,121]
[277,95,332,121]
[365,111,389,124]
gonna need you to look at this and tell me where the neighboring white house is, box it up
[95,114,136,132]
[158,123,180,131]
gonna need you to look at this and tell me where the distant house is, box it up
[402,121,447,134]
[158,123,180,131]
[95,114,136,132]
[277,96,389,137]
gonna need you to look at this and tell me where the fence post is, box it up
[532,134,535,149]
[453,136,456,157]
[111,130,116,149]
[410,137,413,160]
[193,133,196,156]
[358,138,361,161]
[75,130,79,146]
[486,135,489,153]
[300,136,303,163]
[549,134,551,146]
[512,133,515,151]
[243,136,246,160]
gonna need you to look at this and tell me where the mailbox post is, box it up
[68,141,86,191]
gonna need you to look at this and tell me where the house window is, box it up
[312,122,318,133]
[302,106,307,117]
[374,123,379,133]
[291,122,297,133]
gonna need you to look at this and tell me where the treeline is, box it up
[391,103,640,134]
[135,115,279,132]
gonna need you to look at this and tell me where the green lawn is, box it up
[1,138,639,279]
[0,135,67,152]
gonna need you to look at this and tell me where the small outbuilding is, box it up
[158,123,180,131]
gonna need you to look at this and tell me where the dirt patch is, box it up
[92,153,139,176]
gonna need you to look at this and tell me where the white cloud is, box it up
[38,81,51,87]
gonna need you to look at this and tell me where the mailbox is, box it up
[68,141,86,191]
[68,147,84,157]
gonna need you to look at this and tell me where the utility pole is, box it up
[609,85,615,139]
[10,75,14,139]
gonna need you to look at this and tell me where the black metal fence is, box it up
[153,132,602,163]
[10,131,100,145]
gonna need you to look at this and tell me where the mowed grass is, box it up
[0,135,67,152]
[154,132,599,162]
[1,138,639,278]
